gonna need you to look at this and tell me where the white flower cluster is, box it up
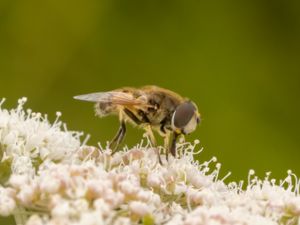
[0,99,299,225]
[0,98,81,178]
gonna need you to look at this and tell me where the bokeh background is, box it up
[0,1,300,222]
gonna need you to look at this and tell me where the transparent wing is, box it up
[73,91,148,106]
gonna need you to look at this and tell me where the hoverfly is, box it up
[74,85,201,163]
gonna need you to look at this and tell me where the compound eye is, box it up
[172,102,195,129]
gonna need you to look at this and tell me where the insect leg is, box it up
[123,108,142,125]
[145,125,157,146]
[110,120,126,154]
[170,132,180,158]
[164,133,170,161]
[144,125,162,165]
[110,107,141,153]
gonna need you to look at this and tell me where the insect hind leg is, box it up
[110,121,126,154]
[110,108,141,154]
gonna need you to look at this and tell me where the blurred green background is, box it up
[0,0,300,210]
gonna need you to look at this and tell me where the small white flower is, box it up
[285,197,300,215]
[174,183,187,195]
[186,168,212,188]
[165,214,183,225]
[26,215,44,225]
[113,217,131,225]
[51,200,71,218]
[103,189,124,208]
[119,180,139,196]
[129,201,150,217]
[93,199,111,217]
[12,156,34,175]
[136,190,152,202]
[73,199,89,213]
[17,184,38,205]
[189,188,217,206]
[3,131,18,146]
[78,211,104,225]
[86,179,105,199]
[0,187,16,216]
[9,174,30,189]
[147,172,164,188]
[39,176,61,194]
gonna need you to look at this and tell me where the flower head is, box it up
[0,98,299,225]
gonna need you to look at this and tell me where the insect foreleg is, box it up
[110,120,126,154]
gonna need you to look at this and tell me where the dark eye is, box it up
[173,102,195,128]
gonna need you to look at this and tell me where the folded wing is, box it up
[74,91,148,106]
